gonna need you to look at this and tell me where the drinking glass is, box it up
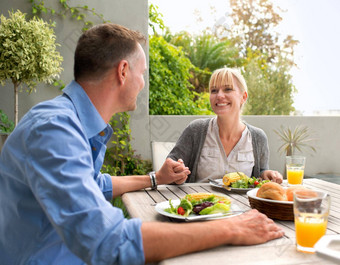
[294,190,331,253]
[286,156,306,185]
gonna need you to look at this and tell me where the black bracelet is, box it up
[149,171,157,190]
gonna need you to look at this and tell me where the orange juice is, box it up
[287,169,304,184]
[295,215,327,251]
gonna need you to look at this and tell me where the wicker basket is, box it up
[247,189,294,221]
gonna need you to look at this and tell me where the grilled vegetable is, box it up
[222,172,269,189]
[222,172,247,186]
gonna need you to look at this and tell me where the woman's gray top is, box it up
[167,118,270,182]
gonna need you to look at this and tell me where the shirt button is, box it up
[92,147,96,151]
[99,131,105,136]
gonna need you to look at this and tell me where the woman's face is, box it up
[209,76,247,117]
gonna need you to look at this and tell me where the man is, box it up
[0,23,284,265]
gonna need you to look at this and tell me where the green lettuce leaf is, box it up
[199,203,230,215]
[164,199,177,214]
[179,198,193,216]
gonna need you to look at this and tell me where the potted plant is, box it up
[274,125,317,156]
[274,125,317,178]
[0,10,63,126]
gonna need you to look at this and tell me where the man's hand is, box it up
[156,158,190,185]
[261,170,283,184]
[142,209,284,262]
[223,209,285,245]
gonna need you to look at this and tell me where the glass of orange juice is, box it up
[294,190,331,253]
[286,156,306,185]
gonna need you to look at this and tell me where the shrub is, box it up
[0,10,63,125]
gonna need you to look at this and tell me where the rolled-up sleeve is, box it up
[96,172,113,201]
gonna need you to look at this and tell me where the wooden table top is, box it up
[122,179,340,265]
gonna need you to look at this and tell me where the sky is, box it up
[150,0,340,115]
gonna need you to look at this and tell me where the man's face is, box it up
[122,44,147,111]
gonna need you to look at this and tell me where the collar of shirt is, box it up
[63,80,111,140]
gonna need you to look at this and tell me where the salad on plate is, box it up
[165,193,231,217]
[222,171,269,189]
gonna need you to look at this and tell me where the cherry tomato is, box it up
[177,206,185,215]
[254,180,260,186]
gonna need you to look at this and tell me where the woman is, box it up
[168,67,282,183]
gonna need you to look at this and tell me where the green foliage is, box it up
[148,3,166,35]
[166,31,244,92]
[174,0,297,116]
[242,50,295,115]
[193,92,214,115]
[0,10,63,125]
[30,0,110,32]
[85,117,135,217]
[149,35,201,115]
[0,10,63,92]
[274,125,317,156]
[0,110,14,134]
[228,0,298,66]
[30,0,110,90]
[167,31,243,71]
[148,4,212,115]
[148,2,297,115]
[102,112,152,176]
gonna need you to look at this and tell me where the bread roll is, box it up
[256,182,286,201]
[285,185,307,201]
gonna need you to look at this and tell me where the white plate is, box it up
[209,179,252,192]
[155,199,243,221]
[246,188,293,204]
[315,235,340,263]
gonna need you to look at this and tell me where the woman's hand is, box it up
[261,170,283,184]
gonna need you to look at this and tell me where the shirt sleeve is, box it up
[96,172,113,201]
[24,114,144,265]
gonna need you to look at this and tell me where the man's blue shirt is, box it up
[0,81,144,265]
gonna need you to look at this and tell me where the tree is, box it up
[0,10,63,126]
[222,0,298,115]
[228,0,298,65]
[166,31,244,93]
[149,4,213,115]
[148,1,297,115]
[243,50,295,115]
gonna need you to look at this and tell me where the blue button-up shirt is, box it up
[0,81,144,265]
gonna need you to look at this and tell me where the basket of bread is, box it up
[247,182,311,221]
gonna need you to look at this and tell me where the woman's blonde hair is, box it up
[209,67,247,93]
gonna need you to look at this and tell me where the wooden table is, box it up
[122,179,340,265]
